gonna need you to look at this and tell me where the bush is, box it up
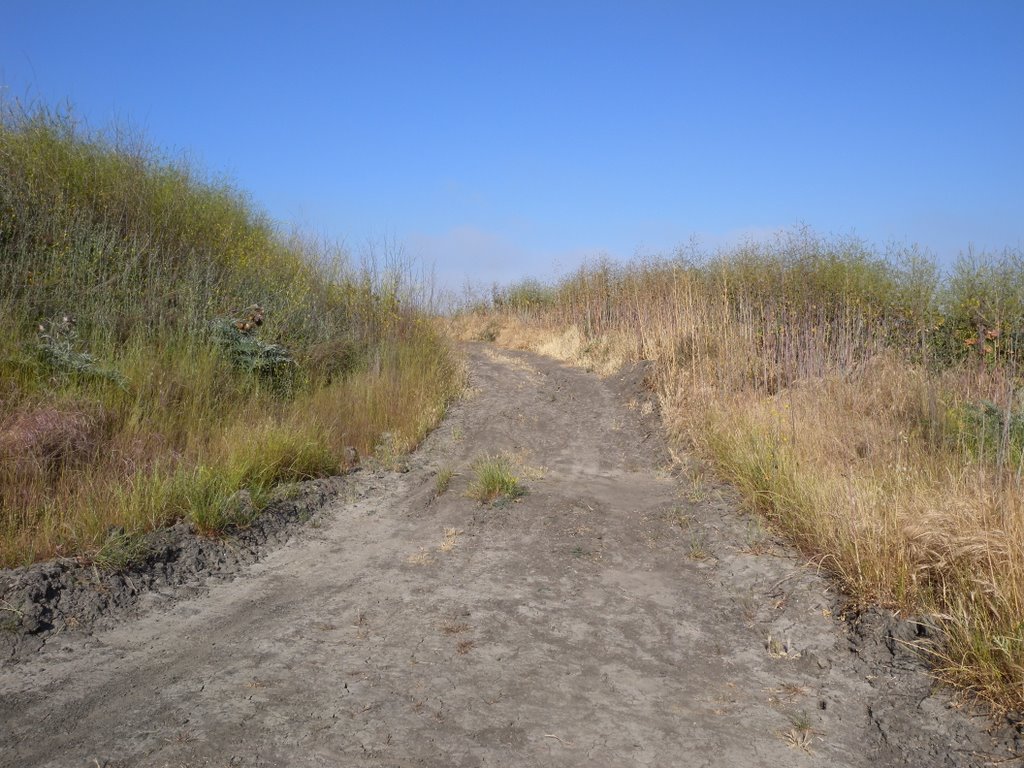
[35,316,126,388]
[211,312,296,393]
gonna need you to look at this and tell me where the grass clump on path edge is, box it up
[0,102,463,568]
[457,230,1024,713]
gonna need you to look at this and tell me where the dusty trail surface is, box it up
[0,344,1016,767]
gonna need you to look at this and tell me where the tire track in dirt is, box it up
[0,343,1017,767]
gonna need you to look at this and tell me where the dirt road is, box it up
[0,344,1017,767]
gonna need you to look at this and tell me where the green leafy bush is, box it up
[35,316,126,388]
[211,314,295,387]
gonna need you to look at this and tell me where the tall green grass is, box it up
[0,103,462,567]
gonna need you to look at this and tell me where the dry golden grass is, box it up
[406,548,435,566]
[438,527,462,552]
[462,243,1024,711]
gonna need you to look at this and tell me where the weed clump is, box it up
[468,455,524,504]
[93,528,151,571]
[34,316,125,388]
[211,307,296,392]
[434,466,455,497]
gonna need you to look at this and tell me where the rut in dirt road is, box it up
[0,344,1017,767]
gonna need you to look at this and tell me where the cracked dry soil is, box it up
[1,343,1019,767]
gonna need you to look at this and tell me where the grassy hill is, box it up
[459,230,1024,710]
[0,105,462,567]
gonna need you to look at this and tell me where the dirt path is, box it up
[0,344,1017,767]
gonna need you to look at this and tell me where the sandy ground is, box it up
[0,343,1019,767]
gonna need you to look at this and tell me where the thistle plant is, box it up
[35,315,126,387]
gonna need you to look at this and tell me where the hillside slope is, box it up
[0,105,461,567]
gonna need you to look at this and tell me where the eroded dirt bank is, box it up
[0,344,1019,767]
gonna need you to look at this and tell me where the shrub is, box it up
[35,316,126,388]
[211,312,296,391]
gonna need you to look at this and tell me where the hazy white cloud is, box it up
[407,225,598,295]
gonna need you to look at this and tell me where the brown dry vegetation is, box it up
[455,230,1024,710]
[0,105,462,567]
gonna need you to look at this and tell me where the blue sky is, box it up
[3,1,1022,289]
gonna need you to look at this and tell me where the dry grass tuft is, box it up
[441,621,471,635]
[406,548,434,566]
[438,527,462,552]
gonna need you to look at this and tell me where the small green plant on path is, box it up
[467,454,524,504]
[688,531,710,560]
[435,466,455,496]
